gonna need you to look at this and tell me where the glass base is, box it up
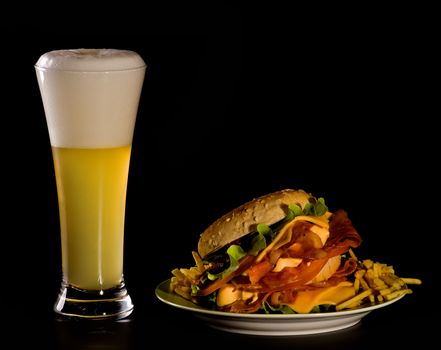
[54,282,134,320]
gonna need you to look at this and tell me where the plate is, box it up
[155,279,406,336]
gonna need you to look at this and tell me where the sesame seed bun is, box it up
[197,189,313,258]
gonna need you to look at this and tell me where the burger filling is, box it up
[170,198,362,313]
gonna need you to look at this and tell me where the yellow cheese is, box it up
[242,290,258,303]
[216,285,241,307]
[296,214,330,229]
[286,281,355,313]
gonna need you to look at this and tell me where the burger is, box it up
[170,189,364,313]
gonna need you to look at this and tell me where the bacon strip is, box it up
[323,210,362,257]
[261,258,328,291]
[332,258,358,278]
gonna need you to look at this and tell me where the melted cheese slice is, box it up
[286,281,355,313]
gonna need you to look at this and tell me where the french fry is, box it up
[401,278,422,285]
[346,300,362,309]
[336,289,373,311]
[171,268,187,281]
[339,250,421,311]
[355,269,365,279]
[192,251,205,272]
[170,253,208,299]
[380,287,398,296]
[363,259,374,269]
[349,248,358,262]
[354,278,360,293]
[373,277,388,290]
[381,273,404,288]
[384,289,413,301]
[358,275,370,291]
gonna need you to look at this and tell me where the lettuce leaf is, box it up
[257,223,273,241]
[313,197,328,216]
[191,284,200,296]
[262,301,295,314]
[207,245,246,281]
[302,197,328,216]
[248,231,267,256]
[288,203,303,216]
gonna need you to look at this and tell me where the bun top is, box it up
[198,189,313,258]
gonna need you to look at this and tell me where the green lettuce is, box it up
[207,245,246,281]
[248,230,267,256]
[262,301,295,314]
[302,197,328,217]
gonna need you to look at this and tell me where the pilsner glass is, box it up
[35,49,146,319]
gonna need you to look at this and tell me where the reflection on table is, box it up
[54,317,134,350]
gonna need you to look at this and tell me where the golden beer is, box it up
[36,49,146,319]
[52,146,131,290]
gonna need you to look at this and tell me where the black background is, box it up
[1,2,438,348]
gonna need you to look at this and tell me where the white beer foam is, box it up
[35,49,146,148]
[36,48,146,72]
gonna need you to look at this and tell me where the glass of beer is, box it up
[35,49,146,319]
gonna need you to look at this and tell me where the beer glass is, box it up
[35,49,146,319]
